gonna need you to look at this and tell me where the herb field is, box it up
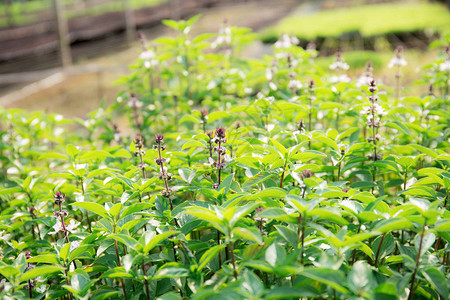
[0,17,449,300]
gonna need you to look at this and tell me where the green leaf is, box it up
[348,261,374,294]
[385,121,410,135]
[69,245,93,262]
[350,181,376,189]
[266,287,317,299]
[243,172,272,189]
[242,271,264,297]
[143,231,179,254]
[66,144,79,159]
[153,265,189,279]
[435,220,450,232]
[60,243,70,261]
[291,151,327,162]
[184,207,225,233]
[275,225,298,248]
[109,203,123,218]
[316,136,338,151]
[197,245,226,270]
[0,266,20,278]
[373,218,413,233]
[270,138,287,158]
[422,267,449,299]
[21,265,63,281]
[250,187,287,199]
[232,227,263,244]
[300,268,348,294]
[308,208,348,225]
[415,232,435,255]
[100,267,133,279]
[265,243,286,267]
[27,254,59,265]
[108,234,139,251]
[121,203,152,219]
[71,202,110,220]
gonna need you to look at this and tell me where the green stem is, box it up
[229,241,237,280]
[407,220,427,300]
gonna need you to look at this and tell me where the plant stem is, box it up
[217,139,222,185]
[229,241,237,280]
[65,267,73,300]
[403,171,408,191]
[113,223,128,300]
[27,279,33,298]
[351,224,361,265]
[374,232,386,267]
[337,161,342,182]
[407,220,427,300]
[142,262,150,300]
[279,161,287,188]
[217,230,222,269]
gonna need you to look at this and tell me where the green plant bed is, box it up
[261,2,450,43]
[0,17,449,300]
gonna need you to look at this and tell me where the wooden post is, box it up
[123,0,135,45]
[5,0,14,27]
[53,0,72,68]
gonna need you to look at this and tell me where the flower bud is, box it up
[215,127,226,139]
[155,134,164,144]
[301,169,313,179]
[54,191,65,205]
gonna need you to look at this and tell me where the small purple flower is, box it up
[53,191,65,205]
[215,127,226,139]
[301,170,313,179]
[155,134,164,144]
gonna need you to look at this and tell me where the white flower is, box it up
[223,154,232,163]
[206,80,216,90]
[70,240,81,252]
[54,114,64,122]
[139,50,155,60]
[356,75,373,87]
[0,230,11,241]
[36,285,46,293]
[143,59,159,69]
[265,68,273,81]
[66,219,79,233]
[388,57,407,68]
[207,157,215,166]
[274,34,299,49]
[49,220,64,235]
[49,219,79,235]
[288,79,303,90]
[128,99,143,108]
[329,61,349,71]
[329,75,350,83]
[439,60,450,72]
[211,26,232,49]
[361,104,386,116]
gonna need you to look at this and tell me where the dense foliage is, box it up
[0,17,449,300]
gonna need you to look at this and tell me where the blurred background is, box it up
[0,0,449,116]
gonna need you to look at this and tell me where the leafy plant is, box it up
[0,16,449,300]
